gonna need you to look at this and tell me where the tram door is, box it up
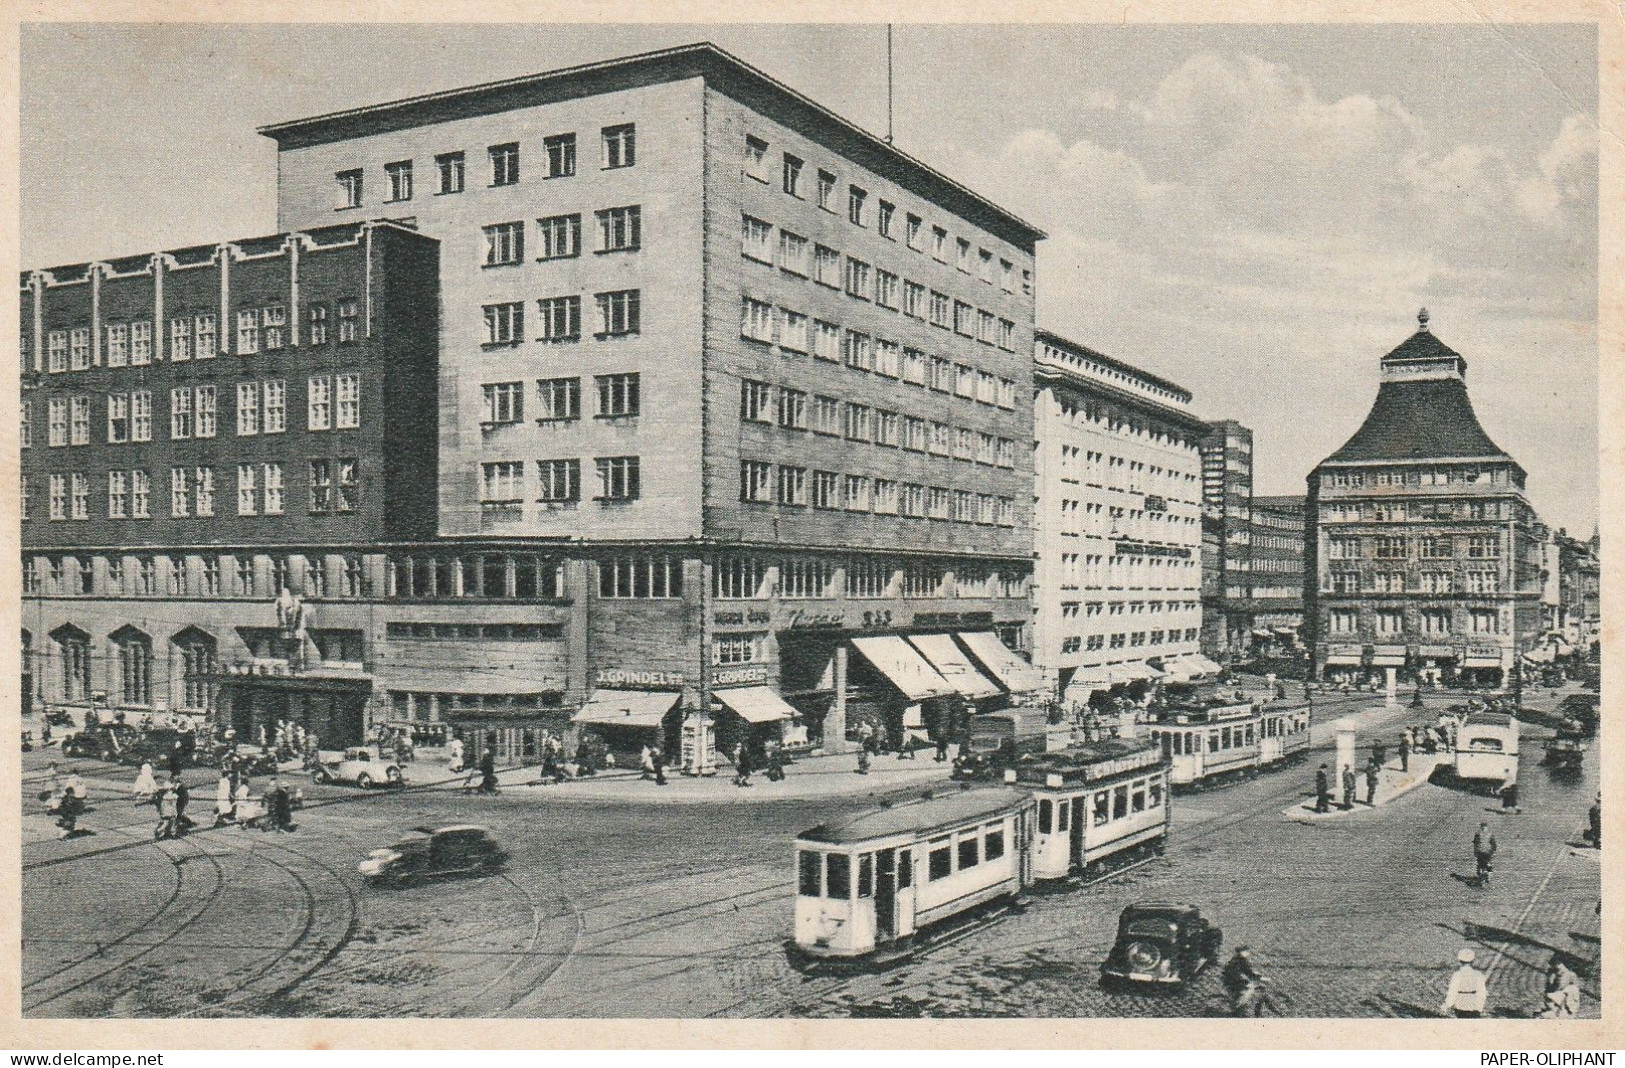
[1069,796,1086,869]
[875,850,897,941]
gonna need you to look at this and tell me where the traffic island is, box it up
[1282,752,1446,823]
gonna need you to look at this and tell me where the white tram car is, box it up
[1450,712,1520,787]
[792,787,1033,963]
[1007,741,1171,881]
[1146,701,1311,788]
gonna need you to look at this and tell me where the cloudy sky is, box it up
[20,23,1599,532]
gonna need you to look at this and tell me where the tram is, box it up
[1449,711,1520,787]
[789,742,1172,965]
[1144,697,1311,789]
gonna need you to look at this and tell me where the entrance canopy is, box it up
[958,632,1046,694]
[849,636,955,701]
[907,635,1001,700]
[1324,654,1363,666]
[572,689,680,728]
[713,686,795,723]
[1369,654,1406,667]
[1115,661,1164,681]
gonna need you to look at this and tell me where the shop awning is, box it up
[1463,656,1504,669]
[712,686,795,723]
[849,636,955,701]
[572,689,681,728]
[1158,657,1197,683]
[1061,682,1096,706]
[1324,654,1363,666]
[1115,661,1164,681]
[1251,628,1274,638]
[958,632,1047,694]
[1369,655,1406,667]
[907,635,1002,700]
[1183,654,1223,676]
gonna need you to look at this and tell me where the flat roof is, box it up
[798,786,1030,846]
[1035,329,1192,403]
[258,42,1045,251]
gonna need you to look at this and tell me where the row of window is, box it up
[738,379,1018,466]
[24,460,358,522]
[30,302,360,373]
[1058,628,1201,654]
[480,457,638,505]
[1319,499,1516,523]
[386,691,565,724]
[34,624,218,708]
[710,554,1025,601]
[481,289,639,344]
[1326,535,1502,560]
[481,205,642,265]
[1036,777,1164,836]
[1053,444,1201,498]
[335,125,636,208]
[1054,552,1201,590]
[1322,467,1521,491]
[25,552,365,602]
[1054,400,1200,453]
[743,131,1032,298]
[737,461,1017,526]
[25,375,362,448]
[383,621,563,643]
[1051,498,1200,542]
[480,374,638,425]
[1326,608,1504,635]
[1324,569,1502,595]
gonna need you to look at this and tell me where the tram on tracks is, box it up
[1144,695,1311,789]
[788,742,1170,967]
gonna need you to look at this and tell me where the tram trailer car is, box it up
[792,787,1034,964]
[1146,699,1311,789]
[1448,712,1520,789]
[1004,740,1170,882]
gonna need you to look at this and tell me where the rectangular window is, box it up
[957,836,980,870]
[130,390,151,442]
[335,374,360,429]
[780,310,809,353]
[594,290,640,336]
[529,212,581,260]
[536,377,581,422]
[875,270,899,309]
[106,322,129,367]
[170,388,193,440]
[928,843,951,881]
[812,320,841,362]
[483,382,524,425]
[170,466,192,517]
[844,256,872,299]
[597,206,641,252]
[236,309,260,354]
[338,299,359,342]
[70,395,90,445]
[953,300,974,336]
[741,298,775,342]
[70,473,89,520]
[436,151,465,194]
[49,473,66,520]
[601,123,635,168]
[811,394,841,436]
[598,556,682,599]
[385,159,413,202]
[813,245,841,288]
[743,135,770,181]
[595,456,640,502]
[106,470,127,518]
[491,141,521,185]
[595,373,640,417]
[195,313,217,358]
[843,330,872,371]
[484,302,524,345]
[778,230,809,275]
[929,290,950,327]
[48,331,66,373]
[782,153,803,196]
[533,295,581,342]
[777,387,807,430]
[782,559,834,598]
[542,134,574,179]
[776,465,807,506]
[740,460,773,503]
[816,169,836,210]
[740,380,772,423]
[169,317,192,361]
[69,328,89,370]
[484,221,524,266]
[874,340,901,378]
[843,402,872,442]
[906,213,923,249]
[195,385,217,438]
[262,306,288,350]
[877,200,895,238]
[849,475,876,512]
[337,459,359,513]
[537,459,580,503]
[237,382,260,436]
[847,185,867,225]
[931,225,949,261]
[307,375,332,431]
[741,214,773,263]
[336,169,363,209]
[875,409,900,447]
[811,469,839,509]
[195,466,215,516]
[262,463,284,515]
[480,460,523,503]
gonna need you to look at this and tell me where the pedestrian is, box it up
[476,748,498,794]
[173,777,193,835]
[154,783,178,840]
[1587,793,1601,848]
[1442,948,1488,1017]
[132,761,158,803]
[640,744,655,780]
[56,788,84,839]
[269,779,293,832]
[1315,763,1331,814]
[855,744,871,775]
[733,742,752,787]
[1398,731,1411,773]
[167,740,185,779]
[1365,758,1380,805]
[765,744,786,782]
[1500,776,1520,814]
[1540,957,1580,1018]
[235,778,261,829]
[1341,764,1357,810]
[447,734,464,773]
[1473,822,1497,886]
[651,745,668,786]
[1372,740,1387,768]
[215,773,234,826]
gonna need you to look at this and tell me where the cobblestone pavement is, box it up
[20,690,1599,1018]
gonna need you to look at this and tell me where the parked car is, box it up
[61,723,141,761]
[1101,902,1222,988]
[315,747,403,789]
[358,825,507,885]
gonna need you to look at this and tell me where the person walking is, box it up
[1341,764,1357,811]
[1473,823,1497,886]
[132,761,158,803]
[1315,764,1331,814]
[173,777,193,835]
[1499,776,1520,814]
[935,731,950,763]
[447,734,465,773]
[765,744,786,782]
[1398,731,1411,773]
[1540,957,1580,1018]
[1372,740,1387,768]
[732,742,752,788]
[855,743,871,776]
[56,788,84,839]
[215,773,234,826]
[640,744,656,781]
[154,783,178,841]
[268,780,293,832]
[1587,793,1601,848]
[1365,758,1381,806]
[478,749,499,795]
[651,746,668,786]
[1442,948,1488,1017]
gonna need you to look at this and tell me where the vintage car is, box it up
[358,825,507,885]
[314,747,404,789]
[61,723,142,761]
[1100,902,1223,987]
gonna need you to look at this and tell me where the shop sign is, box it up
[595,668,685,688]
[913,611,996,628]
[1418,645,1453,658]
[1144,494,1167,513]
[713,610,772,627]
[712,665,769,687]
[788,609,849,629]
[1467,646,1504,660]
[1113,540,1191,559]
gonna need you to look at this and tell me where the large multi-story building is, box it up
[1542,528,1601,657]
[254,42,1045,758]
[1198,420,1254,661]
[20,221,445,746]
[1305,311,1544,689]
[1247,495,1306,654]
[1031,331,1209,710]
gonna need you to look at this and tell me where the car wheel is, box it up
[314,769,331,785]
[355,773,373,789]
[386,766,403,786]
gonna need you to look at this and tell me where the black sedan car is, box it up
[1101,902,1223,987]
[358,825,508,886]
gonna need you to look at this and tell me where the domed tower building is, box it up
[1304,311,1545,691]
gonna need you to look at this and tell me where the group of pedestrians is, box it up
[41,763,89,839]
[728,741,787,787]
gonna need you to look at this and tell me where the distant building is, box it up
[1248,495,1307,655]
[1305,311,1544,689]
[1031,330,1211,711]
[1541,528,1600,658]
[1199,420,1254,661]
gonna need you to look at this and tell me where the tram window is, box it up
[957,835,980,870]
[928,840,952,881]
[1113,785,1129,820]
[1038,799,1053,834]
[1057,799,1070,832]
[1131,784,1146,813]
[857,854,874,899]
[826,852,852,898]
[1093,791,1110,826]
[1219,727,1230,749]
[1208,731,1219,752]
[897,849,912,888]
[985,827,1005,861]
[1149,780,1164,808]
[798,851,822,897]
[1245,725,1254,746]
